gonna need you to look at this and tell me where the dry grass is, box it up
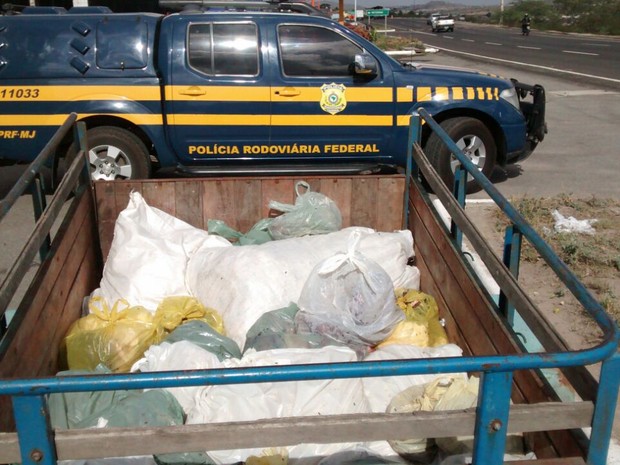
[494,195,620,323]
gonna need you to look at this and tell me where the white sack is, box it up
[131,341,222,414]
[362,344,465,413]
[184,346,367,464]
[186,227,418,349]
[98,192,231,311]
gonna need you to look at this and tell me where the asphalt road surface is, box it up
[382,18,620,89]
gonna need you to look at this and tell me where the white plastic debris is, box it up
[552,209,598,235]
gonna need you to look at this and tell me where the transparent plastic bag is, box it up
[243,303,346,353]
[295,231,403,349]
[164,320,241,360]
[208,218,273,245]
[267,181,342,239]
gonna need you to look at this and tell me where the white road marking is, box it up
[485,42,502,46]
[549,90,620,97]
[518,46,541,50]
[562,50,599,56]
[424,46,620,85]
[462,39,475,42]
[582,43,610,47]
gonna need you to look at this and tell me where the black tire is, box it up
[67,126,151,181]
[424,117,497,194]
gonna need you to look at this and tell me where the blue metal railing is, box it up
[0,110,618,465]
[0,113,89,337]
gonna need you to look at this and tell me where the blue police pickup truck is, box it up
[0,6,546,191]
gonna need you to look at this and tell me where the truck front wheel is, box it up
[425,117,496,194]
[69,127,151,181]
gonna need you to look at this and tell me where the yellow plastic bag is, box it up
[153,296,225,335]
[63,298,161,373]
[379,289,448,348]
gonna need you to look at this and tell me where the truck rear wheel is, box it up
[425,117,496,194]
[69,127,151,181]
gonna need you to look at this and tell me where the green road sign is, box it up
[366,8,390,17]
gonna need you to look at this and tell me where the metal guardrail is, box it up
[0,110,618,465]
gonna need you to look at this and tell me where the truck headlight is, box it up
[500,87,520,110]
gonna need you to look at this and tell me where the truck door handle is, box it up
[179,86,206,96]
[275,88,301,97]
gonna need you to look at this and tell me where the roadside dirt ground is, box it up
[464,201,620,443]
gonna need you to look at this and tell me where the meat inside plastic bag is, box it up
[295,231,404,350]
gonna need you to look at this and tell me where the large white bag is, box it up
[97,192,231,311]
[185,346,367,464]
[186,227,419,349]
[361,344,465,413]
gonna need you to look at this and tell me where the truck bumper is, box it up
[511,80,547,163]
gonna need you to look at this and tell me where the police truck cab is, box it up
[0,6,546,191]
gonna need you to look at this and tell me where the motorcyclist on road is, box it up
[521,13,531,35]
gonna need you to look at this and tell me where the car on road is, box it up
[426,12,440,25]
[431,14,454,32]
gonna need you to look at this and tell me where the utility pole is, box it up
[499,0,504,25]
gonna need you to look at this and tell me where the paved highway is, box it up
[378,18,620,89]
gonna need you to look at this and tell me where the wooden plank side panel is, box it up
[17,208,99,376]
[234,179,262,233]
[0,192,100,431]
[174,181,204,230]
[202,179,237,229]
[350,177,379,227]
[409,182,584,459]
[142,182,177,216]
[377,177,405,231]
[0,402,594,463]
[94,182,118,263]
[262,179,296,218]
[409,190,499,357]
[315,178,353,227]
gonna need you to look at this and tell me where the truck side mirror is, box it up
[353,53,378,78]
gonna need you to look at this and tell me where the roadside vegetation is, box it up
[487,0,619,35]
[494,195,620,322]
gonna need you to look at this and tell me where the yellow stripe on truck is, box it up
[165,86,394,102]
[271,115,392,126]
[170,114,270,125]
[0,114,163,126]
[0,86,161,101]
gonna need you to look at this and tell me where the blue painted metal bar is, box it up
[0,113,77,224]
[0,342,617,398]
[498,224,522,324]
[450,164,466,247]
[471,371,513,465]
[12,395,57,465]
[588,353,620,465]
[404,111,421,228]
[30,175,51,261]
[416,108,615,335]
[74,120,90,188]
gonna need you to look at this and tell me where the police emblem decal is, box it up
[320,83,347,115]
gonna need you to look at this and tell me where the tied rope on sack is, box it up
[295,230,404,352]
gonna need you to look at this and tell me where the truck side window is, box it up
[278,25,362,77]
[188,22,259,76]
